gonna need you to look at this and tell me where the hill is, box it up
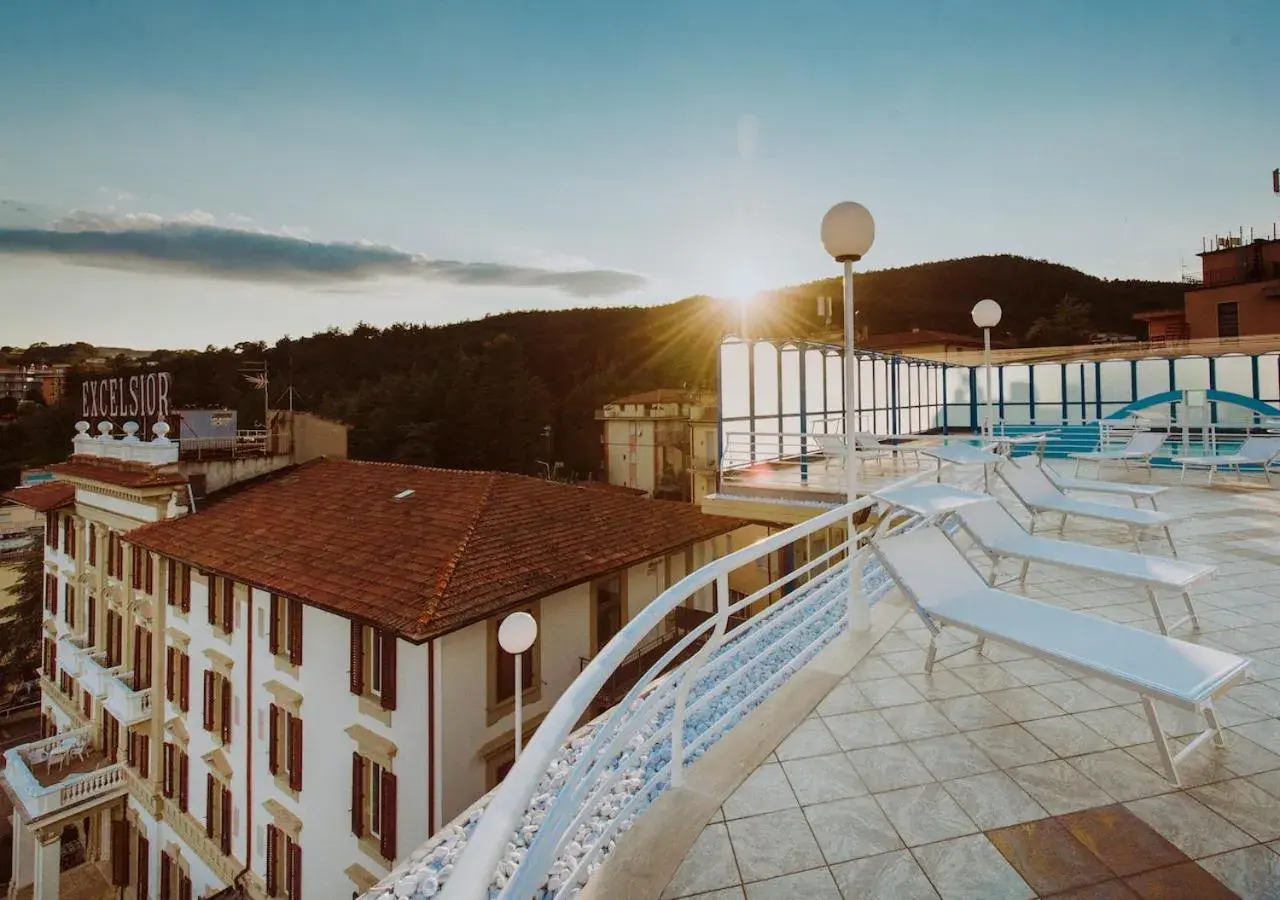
[0,254,1185,482]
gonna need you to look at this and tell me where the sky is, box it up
[1,0,1277,350]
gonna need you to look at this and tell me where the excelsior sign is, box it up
[81,372,174,420]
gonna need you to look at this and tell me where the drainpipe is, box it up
[427,639,436,834]
[232,588,254,895]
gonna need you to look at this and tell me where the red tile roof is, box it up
[1,481,76,512]
[51,457,188,489]
[126,458,747,641]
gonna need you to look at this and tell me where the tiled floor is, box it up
[663,466,1280,899]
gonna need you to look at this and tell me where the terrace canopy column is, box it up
[9,816,34,897]
[32,829,61,900]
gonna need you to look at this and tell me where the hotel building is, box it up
[1,418,760,900]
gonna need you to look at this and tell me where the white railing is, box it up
[417,460,967,900]
[79,650,122,699]
[73,420,179,465]
[57,636,88,679]
[104,670,152,725]
[1,726,125,819]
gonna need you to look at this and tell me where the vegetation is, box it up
[0,254,1184,480]
[0,547,44,699]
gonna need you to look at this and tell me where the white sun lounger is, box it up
[998,459,1180,556]
[1043,466,1168,510]
[810,433,848,469]
[853,432,917,466]
[1069,430,1167,478]
[1171,435,1280,486]
[952,498,1213,635]
[871,525,1251,785]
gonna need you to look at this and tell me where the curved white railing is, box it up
[363,458,979,900]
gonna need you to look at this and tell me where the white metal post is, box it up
[983,327,993,439]
[844,260,869,632]
[514,653,524,760]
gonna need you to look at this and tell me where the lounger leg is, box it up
[1204,704,1226,749]
[1179,463,1187,485]
[1181,592,1200,629]
[1164,527,1178,558]
[975,637,986,657]
[1057,513,1068,535]
[1029,514,1038,535]
[1146,587,1169,635]
[1140,697,1180,786]
[1208,465,1216,486]
[1073,457,1081,476]
[924,637,938,674]
[1018,560,1031,585]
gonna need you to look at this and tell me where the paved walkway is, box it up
[663,467,1280,899]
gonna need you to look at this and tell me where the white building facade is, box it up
[3,422,753,900]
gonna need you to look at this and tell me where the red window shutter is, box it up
[180,654,190,712]
[127,731,136,768]
[269,594,281,655]
[181,566,191,612]
[179,873,191,900]
[89,523,97,566]
[207,576,218,626]
[220,787,232,855]
[289,599,303,666]
[351,753,365,837]
[268,705,279,775]
[137,832,150,900]
[288,840,302,900]
[265,823,278,897]
[166,647,175,702]
[110,819,130,886]
[140,733,150,779]
[163,743,174,797]
[205,775,215,837]
[145,554,154,594]
[349,623,364,695]
[133,624,142,682]
[222,580,234,635]
[178,753,189,812]
[167,562,176,607]
[65,584,74,628]
[88,594,97,646]
[379,770,398,860]
[132,546,142,585]
[202,671,214,731]
[380,632,397,711]
[220,676,232,745]
[45,514,54,548]
[66,519,76,560]
[116,536,124,579]
[289,715,303,792]
[160,852,172,900]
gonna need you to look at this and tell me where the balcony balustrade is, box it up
[2,726,125,822]
[103,670,152,725]
[78,649,122,699]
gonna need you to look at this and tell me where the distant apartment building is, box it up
[596,390,719,503]
[1,416,765,899]
[1136,228,1280,342]
[0,365,70,405]
[860,329,992,362]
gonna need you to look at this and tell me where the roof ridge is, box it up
[420,471,500,624]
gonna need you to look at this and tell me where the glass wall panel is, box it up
[1136,358,1171,399]
[1172,356,1210,393]
[1259,354,1280,404]
[1064,364,1086,425]
[825,352,844,427]
[804,348,827,420]
[721,339,751,419]
[780,345,801,417]
[1099,361,1133,403]
[1001,365,1031,425]
[1032,364,1064,424]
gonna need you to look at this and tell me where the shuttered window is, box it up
[202,669,232,744]
[165,647,191,711]
[270,595,305,665]
[268,704,304,792]
[349,623,397,710]
[351,753,397,859]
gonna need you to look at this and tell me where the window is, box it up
[63,582,76,629]
[107,532,124,579]
[105,609,124,667]
[166,646,190,712]
[351,753,397,860]
[132,625,154,690]
[87,594,97,647]
[88,523,97,567]
[205,775,233,856]
[126,729,151,777]
[44,574,57,616]
[130,546,155,595]
[269,595,304,666]
[162,743,189,812]
[136,831,150,900]
[348,623,396,710]
[206,575,235,635]
[63,516,76,560]
[159,850,193,900]
[45,512,57,550]
[202,669,232,745]
[167,562,192,613]
[102,711,120,763]
[265,825,302,899]
[268,704,303,792]
[592,578,623,655]
[59,670,74,698]
[1218,302,1240,339]
[41,637,57,677]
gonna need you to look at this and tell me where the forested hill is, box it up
[2,254,1183,482]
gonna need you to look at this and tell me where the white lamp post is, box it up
[971,299,1002,439]
[821,201,876,632]
[498,611,538,760]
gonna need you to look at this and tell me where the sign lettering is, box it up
[81,372,173,421]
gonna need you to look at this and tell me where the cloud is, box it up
[0,210,647,298]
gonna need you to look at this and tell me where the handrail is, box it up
[437,459,957,900]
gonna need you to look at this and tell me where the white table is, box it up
[993,432,1059,462]
[872,483,992,520]
[920,444,1006,490]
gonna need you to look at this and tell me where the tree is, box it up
[1024,294,1096,346]
[0,541,44,696]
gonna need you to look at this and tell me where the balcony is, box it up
[102,670,152,725]
[2,727,125,823]
[77,648,123,699]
